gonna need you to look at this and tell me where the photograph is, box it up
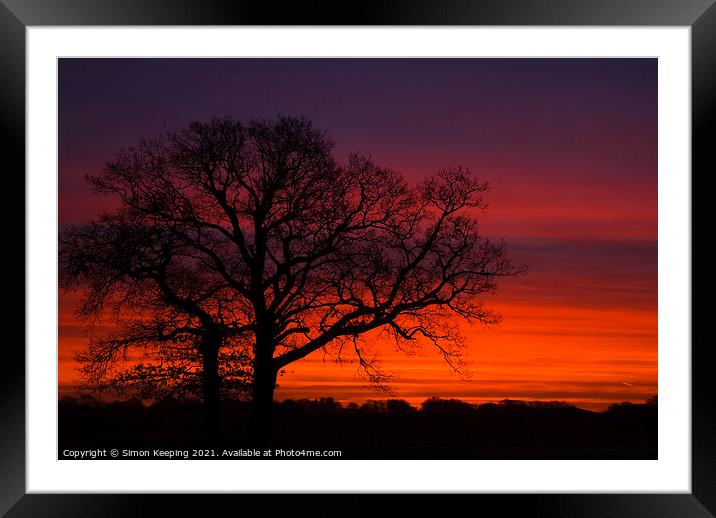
[57,57,658,461]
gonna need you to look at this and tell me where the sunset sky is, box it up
[58,58,657,410]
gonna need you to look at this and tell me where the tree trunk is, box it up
[248,341,277,447]
[201,347,221,442]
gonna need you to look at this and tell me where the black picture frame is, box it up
[3,0,713,515]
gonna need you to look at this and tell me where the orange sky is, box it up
[59,269,657,411]
[58,58,657,411]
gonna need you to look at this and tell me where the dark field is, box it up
[58,396,657,460]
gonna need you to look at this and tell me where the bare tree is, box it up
[60,116,524,443]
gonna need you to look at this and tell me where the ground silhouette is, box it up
[58,395,656,460]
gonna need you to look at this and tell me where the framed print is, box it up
[4,0,714,515]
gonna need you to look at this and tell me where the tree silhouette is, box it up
[59,115,524,442]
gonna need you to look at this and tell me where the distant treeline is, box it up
[60,394,657,416]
